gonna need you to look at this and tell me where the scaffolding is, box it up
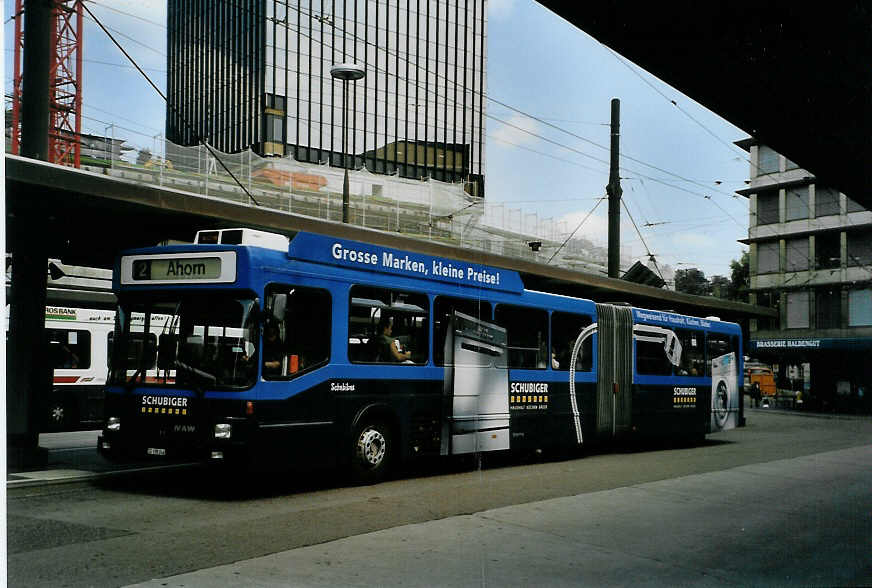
[95,140,623,274]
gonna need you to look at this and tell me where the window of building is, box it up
[848,289,872,326]
[551,311,594,372]
[847,229,872,267]
[757,145,779,175]
[815,288,841,329]
[815,186,841,217]
[846,196,867,213]
[48,329,91,369]
[756,190,780,225]
[754,290,779,331]
[786,291,810,329]
[433,296,491,366]
[785,238,809,272]
[784,157,800,171]
[785,186,810,221]
[757,241,780,274]
[348,286,429,364]
[264,285,331,378]
[494,304,548,369]
[815,232,841,270]
[265,114,284,142]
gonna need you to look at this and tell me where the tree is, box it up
[674,268,711,296]
[710,275,731,299]
[136,148,152,166]
[728,250,750,303]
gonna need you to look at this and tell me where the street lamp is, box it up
[330,62,366,223]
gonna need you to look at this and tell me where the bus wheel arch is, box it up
[348,405,400,484]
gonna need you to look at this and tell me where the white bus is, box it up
[6,305,172,431]
[40,306,114,430]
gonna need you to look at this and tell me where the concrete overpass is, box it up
[5,154,772,321]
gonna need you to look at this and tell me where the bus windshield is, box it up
[108,293,258,390]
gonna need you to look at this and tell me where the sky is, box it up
[4,0,752,280]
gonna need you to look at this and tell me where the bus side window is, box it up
[349,285,429,364]
[48,328,91,369]
[706,333,732,376]
[675,329,705,376]
[265,285,331,378]
[551,311,593,372]
[635,338,673,376]
[494,304,548,369]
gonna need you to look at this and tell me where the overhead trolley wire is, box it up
[81,1,261,207]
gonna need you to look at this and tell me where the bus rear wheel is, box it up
[350,420,393,484]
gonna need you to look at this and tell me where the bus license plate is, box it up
[147,447,166,456]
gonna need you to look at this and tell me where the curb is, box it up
[7,462,198,489]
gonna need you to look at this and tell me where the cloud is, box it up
[489,0,516,20]
[671,232,716,251]
[490,113,542,149]
[557,208,610,244]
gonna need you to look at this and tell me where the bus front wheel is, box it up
[350,420,393,484]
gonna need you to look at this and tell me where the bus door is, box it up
[440,311,510,455]
[594,304,634,438]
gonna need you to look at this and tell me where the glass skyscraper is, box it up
[167,0,487,194]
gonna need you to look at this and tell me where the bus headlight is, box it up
[214,423,232,439]
[107,417,121,432]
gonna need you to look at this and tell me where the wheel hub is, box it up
[357,427,386,467]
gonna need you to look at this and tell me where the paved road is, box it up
[8,410,872,587]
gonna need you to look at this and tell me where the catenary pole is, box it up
[607,98,622,278]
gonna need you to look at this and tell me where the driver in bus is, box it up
[377,316,412,363]
[262,322,284,376]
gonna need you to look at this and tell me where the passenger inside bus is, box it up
[376,316,412,363]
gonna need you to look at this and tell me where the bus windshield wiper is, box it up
[174,360,217,387]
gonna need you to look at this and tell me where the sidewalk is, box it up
[7,430,193,488]
[123,444,872,587]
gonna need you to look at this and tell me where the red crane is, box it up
[10,0,83,168]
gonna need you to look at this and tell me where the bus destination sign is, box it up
[120,252,237,285]
[133,257,222,281]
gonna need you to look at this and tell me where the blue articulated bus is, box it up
[98,228,741,482]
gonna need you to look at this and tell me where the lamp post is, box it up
[330,63,366,223]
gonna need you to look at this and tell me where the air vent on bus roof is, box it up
[193,228,289,252]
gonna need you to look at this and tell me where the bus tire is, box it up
[350,419,393,484]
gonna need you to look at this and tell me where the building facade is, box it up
[166,0,487,194]
[738,139,872,412]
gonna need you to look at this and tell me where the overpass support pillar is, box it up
[7,218,50,470]
[7,0,53,470]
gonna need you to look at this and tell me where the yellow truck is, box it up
[744,362,777,406]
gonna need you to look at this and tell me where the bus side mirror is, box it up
[157,334,178,369]
[271,293,287,322]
